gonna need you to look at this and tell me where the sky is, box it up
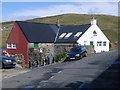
[1,0,119,22]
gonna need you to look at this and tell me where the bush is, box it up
[109,43,112,49]
[55,52,67,62]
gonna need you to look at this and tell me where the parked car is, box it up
[66,46,87,60]
[0,55,16,68]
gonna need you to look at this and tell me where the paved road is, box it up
[2,68,30,79]
[2,50,119,89]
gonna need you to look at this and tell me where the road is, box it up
[2,68,30,79]
[2,50,119,89]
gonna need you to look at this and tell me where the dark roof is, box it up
[16,21,58,43]
[16,21,91,43]
[56,24,91,43]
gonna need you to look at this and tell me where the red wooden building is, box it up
[6,21,58,66]
[7,23,28,65]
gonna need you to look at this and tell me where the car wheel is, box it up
[84,52,87,57]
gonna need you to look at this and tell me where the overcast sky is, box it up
[1,0,119,22]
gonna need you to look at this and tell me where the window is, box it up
[74,32,82,38]
[103,41,106,46]
[12,43,16,49]
[59,33,66,39]
[7,43,16,49]
[93,30,97,36]
[34,43,38,48]
[97,41,102,46]
[64,33,72,39]
[7,43,12,49]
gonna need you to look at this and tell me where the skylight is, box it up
[74,32,82,37]
[59,33,67,39]
[64,33,72,39]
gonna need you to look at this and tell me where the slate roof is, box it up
[16,21,91,43]
[16,21,58,43]
[56,24,91,43]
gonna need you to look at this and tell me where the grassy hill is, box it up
[1,14,119,50]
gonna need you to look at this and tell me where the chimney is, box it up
[91,17,97,25]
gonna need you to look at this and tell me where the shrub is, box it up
[55,52,67,62]
[109,43,112,49]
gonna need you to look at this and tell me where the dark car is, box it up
[0,55,16,68]
[66,46,87,60]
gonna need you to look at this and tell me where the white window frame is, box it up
[7,43,16,49]
[64,32,72,39]
[103,41,106,46]
[12,43,16,49]
[59,33,66,39]
[97,41,102,46]
[74,32,82,37]
[7,43,12,49]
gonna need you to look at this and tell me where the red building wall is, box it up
[7,23,29,65]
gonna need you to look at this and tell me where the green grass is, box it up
[1,14,119,49]
[26,14,118,30]
[2,30,11,48]
[102,30,118,42]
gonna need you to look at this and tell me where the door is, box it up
[90,41,94,46]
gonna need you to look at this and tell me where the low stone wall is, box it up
[54,43,77,55]
[27,43,95,68]
[54,44,95,55]
[85,45,95,54]
[28,43,55,67]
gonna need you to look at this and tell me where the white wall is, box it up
[77,24,109,53]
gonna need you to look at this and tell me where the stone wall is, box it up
[28,43,55,67]
[28,43,95,61]
[85,45,95,54]
[54,44,95,55]
[54,43,77,55]
[28,43,95,67]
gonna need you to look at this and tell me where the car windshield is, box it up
[70,47,81,53]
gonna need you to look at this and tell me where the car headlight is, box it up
[75,54,80,57]
[5,60,12,62]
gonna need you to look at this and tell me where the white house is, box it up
[56,18,110,53]
[77,18,109,53]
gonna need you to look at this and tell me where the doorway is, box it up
[90,41,94,46]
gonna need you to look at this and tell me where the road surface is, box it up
[2,50,119,89]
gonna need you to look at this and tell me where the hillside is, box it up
[1,14,119,50]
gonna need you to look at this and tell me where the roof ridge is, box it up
[15,21,58,26]
[15,21,90,26]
